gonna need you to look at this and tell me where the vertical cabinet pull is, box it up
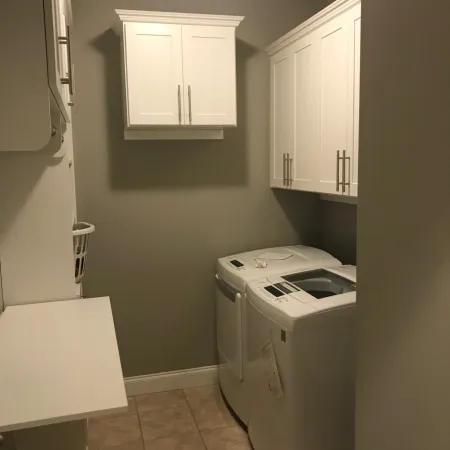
[289,154,293,187]
[342,150,351,194]
[188,85,192,125]
[282,153,293,188]
[342,150,347,193]
[177,85,182,124]
[336,150,342,192]
[58,25,75,106]
[285,153,288,186]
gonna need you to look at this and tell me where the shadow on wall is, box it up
[0,151,63,250]
[273,189,321,247]
[92,29,257,190]
[318,200,357,264]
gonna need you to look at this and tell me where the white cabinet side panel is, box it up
[0,151,76,306]
[349,11,361,197]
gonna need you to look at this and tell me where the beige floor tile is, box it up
[93,397,137,419]
[135,390,187,413]
[143,431,206,450]
[88,412,142,450]
[184,385,237,430]
[201,427,251,450]
[96,445,143,450]
[140,405,198,442]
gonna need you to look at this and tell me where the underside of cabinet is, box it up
[124,128,224,140]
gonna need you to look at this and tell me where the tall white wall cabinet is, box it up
[268,0,361,197]
[0,0,75,151]
[115,11,244,140]
[0,0,78,305]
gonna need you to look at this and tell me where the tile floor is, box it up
[88,385,252,450]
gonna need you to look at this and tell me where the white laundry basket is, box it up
[72,222,95,284]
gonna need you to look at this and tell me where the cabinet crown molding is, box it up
[115,10,244,31]
[266,0,360,55]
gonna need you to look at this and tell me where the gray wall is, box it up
[357,1,450,449]
[72,0,332,377]
[318,201,357,264]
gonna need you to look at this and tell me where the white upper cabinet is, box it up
[124,23,184,126]
[348,5,361,197]
[317,13,349,195]
[116,11,244,140]
[0,0,73,151]
[291,33,319,192]
[270,47,293,189]
[267,0,361,197]
[45,0,74,122]
[182,25,237,126]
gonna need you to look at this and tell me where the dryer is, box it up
[246,266,356,450]
[216,246,341,425]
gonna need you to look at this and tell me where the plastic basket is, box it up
[72,222,95,284]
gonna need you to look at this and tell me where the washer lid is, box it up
[216,246,341,291]
[325,265,357,283]
[246,265,357,328]
[280,265,357,312]
[282,267,356,300]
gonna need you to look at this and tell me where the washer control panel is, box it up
[227,259,246,271]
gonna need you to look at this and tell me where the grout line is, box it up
[132,396,146,450]
[183,389,208,450]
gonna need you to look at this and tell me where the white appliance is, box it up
[216,246,341,425]
[246,265,356,450]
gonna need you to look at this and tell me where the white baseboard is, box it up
[124,365,218,397]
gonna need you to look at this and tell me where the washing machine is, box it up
[216,246,341,425]
[246,265,356,450]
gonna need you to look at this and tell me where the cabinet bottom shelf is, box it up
[124,127,224,140]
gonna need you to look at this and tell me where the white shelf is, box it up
[0,297,127,433]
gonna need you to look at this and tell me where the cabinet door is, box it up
[291,33,319,192]
[57,0,74,116]
[43,0,71,122]
[270,48,293,188]
[124,23,184,126]
[347,3,361,197]
[181,25,237,126]
[316,14,349,195]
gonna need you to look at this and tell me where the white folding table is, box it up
[0,297,127,450]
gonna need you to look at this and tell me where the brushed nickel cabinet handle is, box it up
[59,25,75,105]
[289,154,293,187]
[284,153,289,186]
[178,85,182,124]
[343,150,351,194]
[286,153,290,187]
[282,153,286,186]
[342,150,346,193]
[336,150,341,192]
[188,85,192,125]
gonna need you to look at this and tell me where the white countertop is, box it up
[0,297,128,432]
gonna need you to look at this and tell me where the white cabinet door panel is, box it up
[348,4,361,197]
[317,16,349,194]
[270,48,293,188]
[292,33,319,192]
[124,23,183,126]
[182,25,237,126]
[268,1,361,197]
[44,0,71,122]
